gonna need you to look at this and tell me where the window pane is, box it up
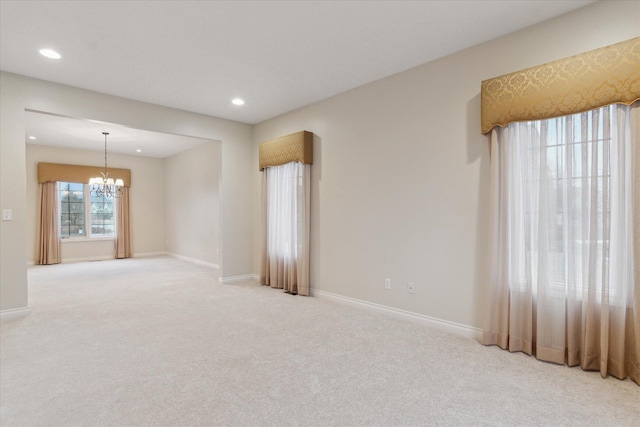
[59,181,85,237]
[90,195,115,237]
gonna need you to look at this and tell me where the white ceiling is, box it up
[1,0,595,156]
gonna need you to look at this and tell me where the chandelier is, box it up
[89,132,124,198]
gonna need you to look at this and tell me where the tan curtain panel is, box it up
[38,162,131,187]
[115,187,132,259]
[481,37,640,134]
[633,102,640,380]
[259,131,313,171]
[37,182,61,265]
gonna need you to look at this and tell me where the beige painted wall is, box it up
[25,144,166,263]
[0,72,253,312]
[165,141,221,266]
[252,1,640,330]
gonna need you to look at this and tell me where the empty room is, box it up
[1,1,639,426]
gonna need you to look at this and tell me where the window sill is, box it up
[61,237,115,243]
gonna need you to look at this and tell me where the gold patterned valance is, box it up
[259,131,313,171]
[481,37,640,134]
[38,162,131,187]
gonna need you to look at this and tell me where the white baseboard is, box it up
[1,306,31,322]
[166,253,219,270]
[134,251,167,258]
[218,274,260,284]
[311,289,482,341]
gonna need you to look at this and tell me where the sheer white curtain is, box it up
[483,103,638,383]
[261,161,311,295]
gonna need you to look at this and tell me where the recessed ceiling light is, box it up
[232,98,245,106]
[39,48,62,59]
[28,136,36,140]
[136,149,142,153]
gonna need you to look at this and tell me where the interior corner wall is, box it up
[0,71,253,313]
[165,141,222,266]
[0,73,28,311]
[25,144,166,263]
[251,0,640,331]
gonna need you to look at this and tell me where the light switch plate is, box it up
[2,209,12,221]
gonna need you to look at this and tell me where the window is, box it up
[513,106,618,296]
[265,162,304,260]
[58,181,115,239]
[501,104,631,305]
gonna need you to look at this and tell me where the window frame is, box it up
[58,181,116,241]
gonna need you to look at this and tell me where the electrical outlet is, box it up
[408,282,415,294]
[385,278,391,290]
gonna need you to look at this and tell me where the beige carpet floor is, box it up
[1,256,638,426]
